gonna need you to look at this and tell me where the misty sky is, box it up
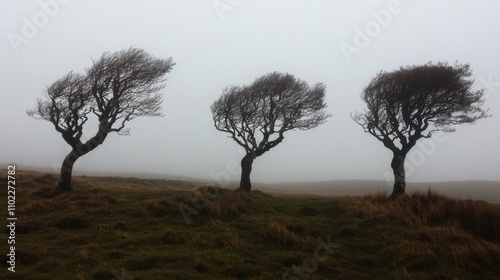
[1,0,499,184]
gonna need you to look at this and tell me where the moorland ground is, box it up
[1,170,500,279]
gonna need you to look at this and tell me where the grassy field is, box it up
[1,170,500,279]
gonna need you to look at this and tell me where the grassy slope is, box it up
[1,170,500,280]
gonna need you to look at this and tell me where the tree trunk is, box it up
[55,150,80,193]
[55,127,108,194]
[239,154,254,191]
[389,152,406,199]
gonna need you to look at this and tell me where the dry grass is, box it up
[141,198,181,217]
[2,170,500,279]
[33,173,58,185]
[363,189,500,242]
[190,187,275,221]
[357,189,500,275]
[259,220,306,248]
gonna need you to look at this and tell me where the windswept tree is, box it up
[211,72,331,191]
[27,47,175,193]
[352,62,489,199]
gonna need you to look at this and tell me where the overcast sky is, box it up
[1,0,499,184]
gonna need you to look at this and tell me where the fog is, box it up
[1,0,499,184]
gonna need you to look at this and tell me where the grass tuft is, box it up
[260,220,305,248]
[364,189,500,242]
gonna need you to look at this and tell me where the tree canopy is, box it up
[212,72,330,157]
[211,71,331,191]
[27,47,175,192]
[352,62,489,198]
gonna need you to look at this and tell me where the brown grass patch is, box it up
[260,220,305,248]
[141,198,180,217]
[359,190,500,274]
[194,187,274,221]
[34,173,59,185]
[363,189,500,242]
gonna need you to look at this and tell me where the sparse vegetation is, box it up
[1,170,500,279]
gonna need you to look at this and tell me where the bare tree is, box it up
[352,62,489,199]
[27,47,175,193]
[211,72,331,191]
